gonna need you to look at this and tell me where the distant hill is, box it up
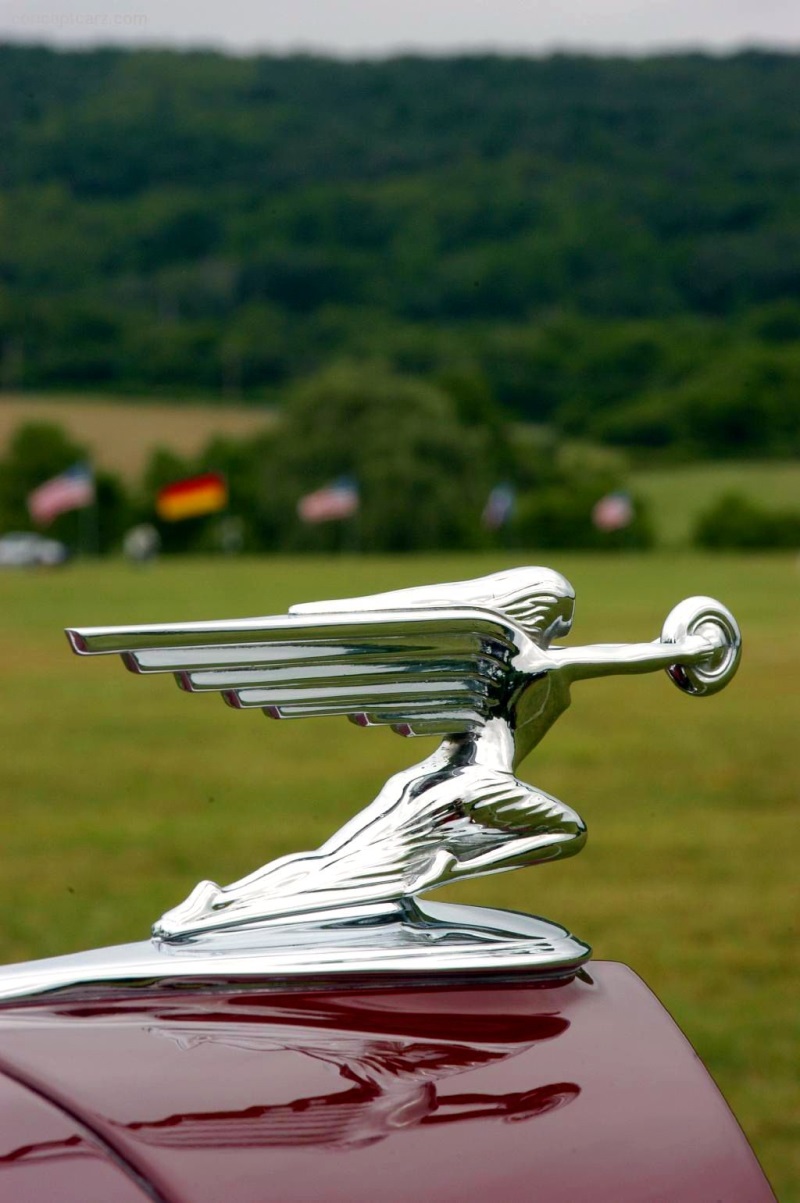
[2,46,800,455]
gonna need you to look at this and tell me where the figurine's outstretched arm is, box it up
[549,633,717,681]
[546,596,741,697]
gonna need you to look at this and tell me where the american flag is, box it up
[27,463,95,527]
[297,478,359,524]
[591,491,634,532]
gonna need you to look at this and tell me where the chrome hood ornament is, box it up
[0,567,742,1000]
[71,569,739,956]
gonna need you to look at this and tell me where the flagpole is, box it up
[79,467,99,557]
[79,494,98,557]
[91,490,100,556]
[347,507,361,555]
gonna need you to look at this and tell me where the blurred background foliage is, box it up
[0,374,653,554]
[1,47,800,457]
[1,46,799,554]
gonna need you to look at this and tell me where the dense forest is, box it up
[2,46,800,458]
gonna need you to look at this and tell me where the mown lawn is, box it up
[631,459,800,546]
[0,552,797,1197]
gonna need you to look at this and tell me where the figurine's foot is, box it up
[153,879,225,938]
[404,849,458,895]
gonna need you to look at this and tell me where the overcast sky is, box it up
[1,0,799,55]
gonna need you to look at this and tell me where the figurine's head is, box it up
[290,564,576,648]
[483,567,575,647]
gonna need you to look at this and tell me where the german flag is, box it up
[156,472,228,522]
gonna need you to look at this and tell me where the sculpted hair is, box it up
[289,565,576,646]
[466,567,575,645]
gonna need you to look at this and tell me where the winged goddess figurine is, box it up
[67,568,741,951]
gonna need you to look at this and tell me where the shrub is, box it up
[693,492,800,550]
[513,485,654,550]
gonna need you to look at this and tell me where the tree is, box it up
[513,484,654,551]
[694,493,800,550]
[263,364,494,552]
[0,421,87,535]
[0,421,130,553]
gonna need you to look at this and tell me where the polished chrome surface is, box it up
[0,900,590,1002]
[62,568,741,965]
[660,595,742,696]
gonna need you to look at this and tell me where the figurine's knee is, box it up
[556,804,587,857]
[570,820,587,856]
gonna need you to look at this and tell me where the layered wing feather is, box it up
[66,607,527,736]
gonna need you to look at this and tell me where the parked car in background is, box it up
[0,532,69,567]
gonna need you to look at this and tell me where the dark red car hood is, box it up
[0,962,774,1203]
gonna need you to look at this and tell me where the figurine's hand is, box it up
[661,596,741,696]
[548,595,740,697]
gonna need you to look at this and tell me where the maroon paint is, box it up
[0,962,775,1203]
[0,1069,154,1202]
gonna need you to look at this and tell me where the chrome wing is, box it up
[66,606,527,736]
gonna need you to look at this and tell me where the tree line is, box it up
[5,365,797,555]
[2,46,800,458]
[0,366,656,554]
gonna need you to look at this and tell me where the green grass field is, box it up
[631,460,800,546]
[0,553,797,1197]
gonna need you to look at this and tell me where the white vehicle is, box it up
[0,531,69,567]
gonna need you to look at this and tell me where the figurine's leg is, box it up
[404,781,586,896]
[449,818,585,878]
[456,784,587,875]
